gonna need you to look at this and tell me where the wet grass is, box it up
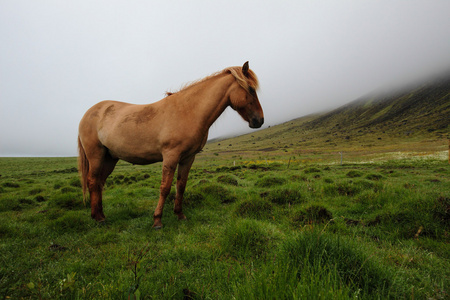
[0,156,449,299]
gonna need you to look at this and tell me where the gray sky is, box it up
[1,1,450,157]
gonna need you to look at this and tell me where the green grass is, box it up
[0,156,449,299]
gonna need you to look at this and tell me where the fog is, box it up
[1,1,450,156]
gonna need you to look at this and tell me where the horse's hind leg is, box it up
[87,150,117,221]
[174,156,195,221]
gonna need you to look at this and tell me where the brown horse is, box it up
[78,61,264,228]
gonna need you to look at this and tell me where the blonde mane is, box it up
[166,66,259,96]
[226,66,259,92]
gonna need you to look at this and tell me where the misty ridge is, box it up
[304,68,450,129]
[206,69,450,152]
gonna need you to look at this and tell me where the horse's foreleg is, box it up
[174,156,195,221]
[153,160,177,229]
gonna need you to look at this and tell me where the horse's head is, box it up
[228,62,264,129]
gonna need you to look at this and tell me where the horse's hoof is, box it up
[153,225,162,230]
[92,215,106,222]
[177,214,187,221]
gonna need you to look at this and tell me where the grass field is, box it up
[0,151,449,299]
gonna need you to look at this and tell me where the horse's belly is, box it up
[99,122,163,165]
[124,156,162,165]
[107,146,163,165]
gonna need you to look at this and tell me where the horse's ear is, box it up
[242,61,249,77]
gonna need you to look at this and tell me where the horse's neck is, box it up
[177,74,234,131]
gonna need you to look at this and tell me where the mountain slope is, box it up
[304,75,450,135]
[204,73,450,156]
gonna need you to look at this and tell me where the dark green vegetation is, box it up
[0,156,448,299]
[1,74,449,298]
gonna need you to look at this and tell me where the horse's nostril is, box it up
[250,117,264,128]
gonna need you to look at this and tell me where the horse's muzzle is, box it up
[249,117,264,129]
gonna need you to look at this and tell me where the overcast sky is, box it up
[1,1,450,156]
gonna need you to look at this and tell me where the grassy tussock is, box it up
[221,219,280,259]
[264,188,303,205]
[235,198,273,220]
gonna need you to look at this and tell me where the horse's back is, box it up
[82,100,131,120]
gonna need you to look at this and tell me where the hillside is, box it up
[304,75,450,137]
[202,73,450,159]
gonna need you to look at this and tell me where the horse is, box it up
[78,61,264,228]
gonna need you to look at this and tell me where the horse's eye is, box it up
[248,87,255,95]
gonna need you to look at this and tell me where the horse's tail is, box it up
[78,136,89,204]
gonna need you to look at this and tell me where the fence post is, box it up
[340,152,343,165]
